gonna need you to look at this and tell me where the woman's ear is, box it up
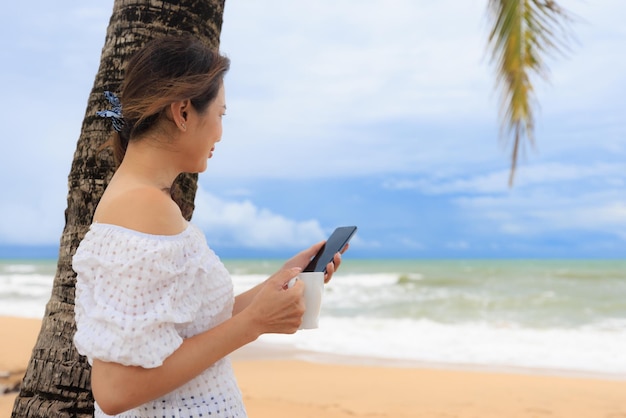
[170,100,191,131]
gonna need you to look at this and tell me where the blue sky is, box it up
[0,1,624,259]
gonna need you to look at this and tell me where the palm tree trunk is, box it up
[12,1,225,416]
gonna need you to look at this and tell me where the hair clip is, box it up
[96,91,124,132]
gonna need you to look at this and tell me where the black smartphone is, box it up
[303,226,357,273]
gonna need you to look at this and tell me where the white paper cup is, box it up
[287,271,325,329]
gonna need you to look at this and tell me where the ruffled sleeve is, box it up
[72,223,206,368]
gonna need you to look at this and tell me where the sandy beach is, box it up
[1,316,625,418]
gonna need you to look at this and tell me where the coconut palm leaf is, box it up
[487,0,573,186]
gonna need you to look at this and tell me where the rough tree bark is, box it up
[12,1,225,416]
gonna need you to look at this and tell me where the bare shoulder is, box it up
[93,187,186,235]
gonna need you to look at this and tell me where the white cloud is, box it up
[456,189,626,240]
[215,0,499,178]
[383,162,626,195]
[398,237,425,250]
[381,159,626,243]
[212,0,626,182]
[446,240,470,250]
[193,186,327,249]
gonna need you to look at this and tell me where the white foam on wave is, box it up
[0,274,54,298]
[2,264,38,274]
[0,269,54,318]
[0,299,47,318]
[231,274,268,295]
[258,316,626,377]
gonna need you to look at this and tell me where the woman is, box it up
[72,35,344,418]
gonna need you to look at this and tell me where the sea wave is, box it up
[2,260,625,376]
[258,316,626,377]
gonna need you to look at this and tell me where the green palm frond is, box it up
[487,0,573,186]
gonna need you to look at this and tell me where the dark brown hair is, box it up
[107,35,230,163]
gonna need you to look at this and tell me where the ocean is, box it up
[1,258,625,378]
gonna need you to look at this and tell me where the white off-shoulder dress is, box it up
[73,222,247,418]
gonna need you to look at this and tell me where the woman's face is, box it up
[179,85,226,173]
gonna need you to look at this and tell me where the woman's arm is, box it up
[92,268,304,416]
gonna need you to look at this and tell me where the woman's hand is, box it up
[244,267,306,335]
[282,241,349,283]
